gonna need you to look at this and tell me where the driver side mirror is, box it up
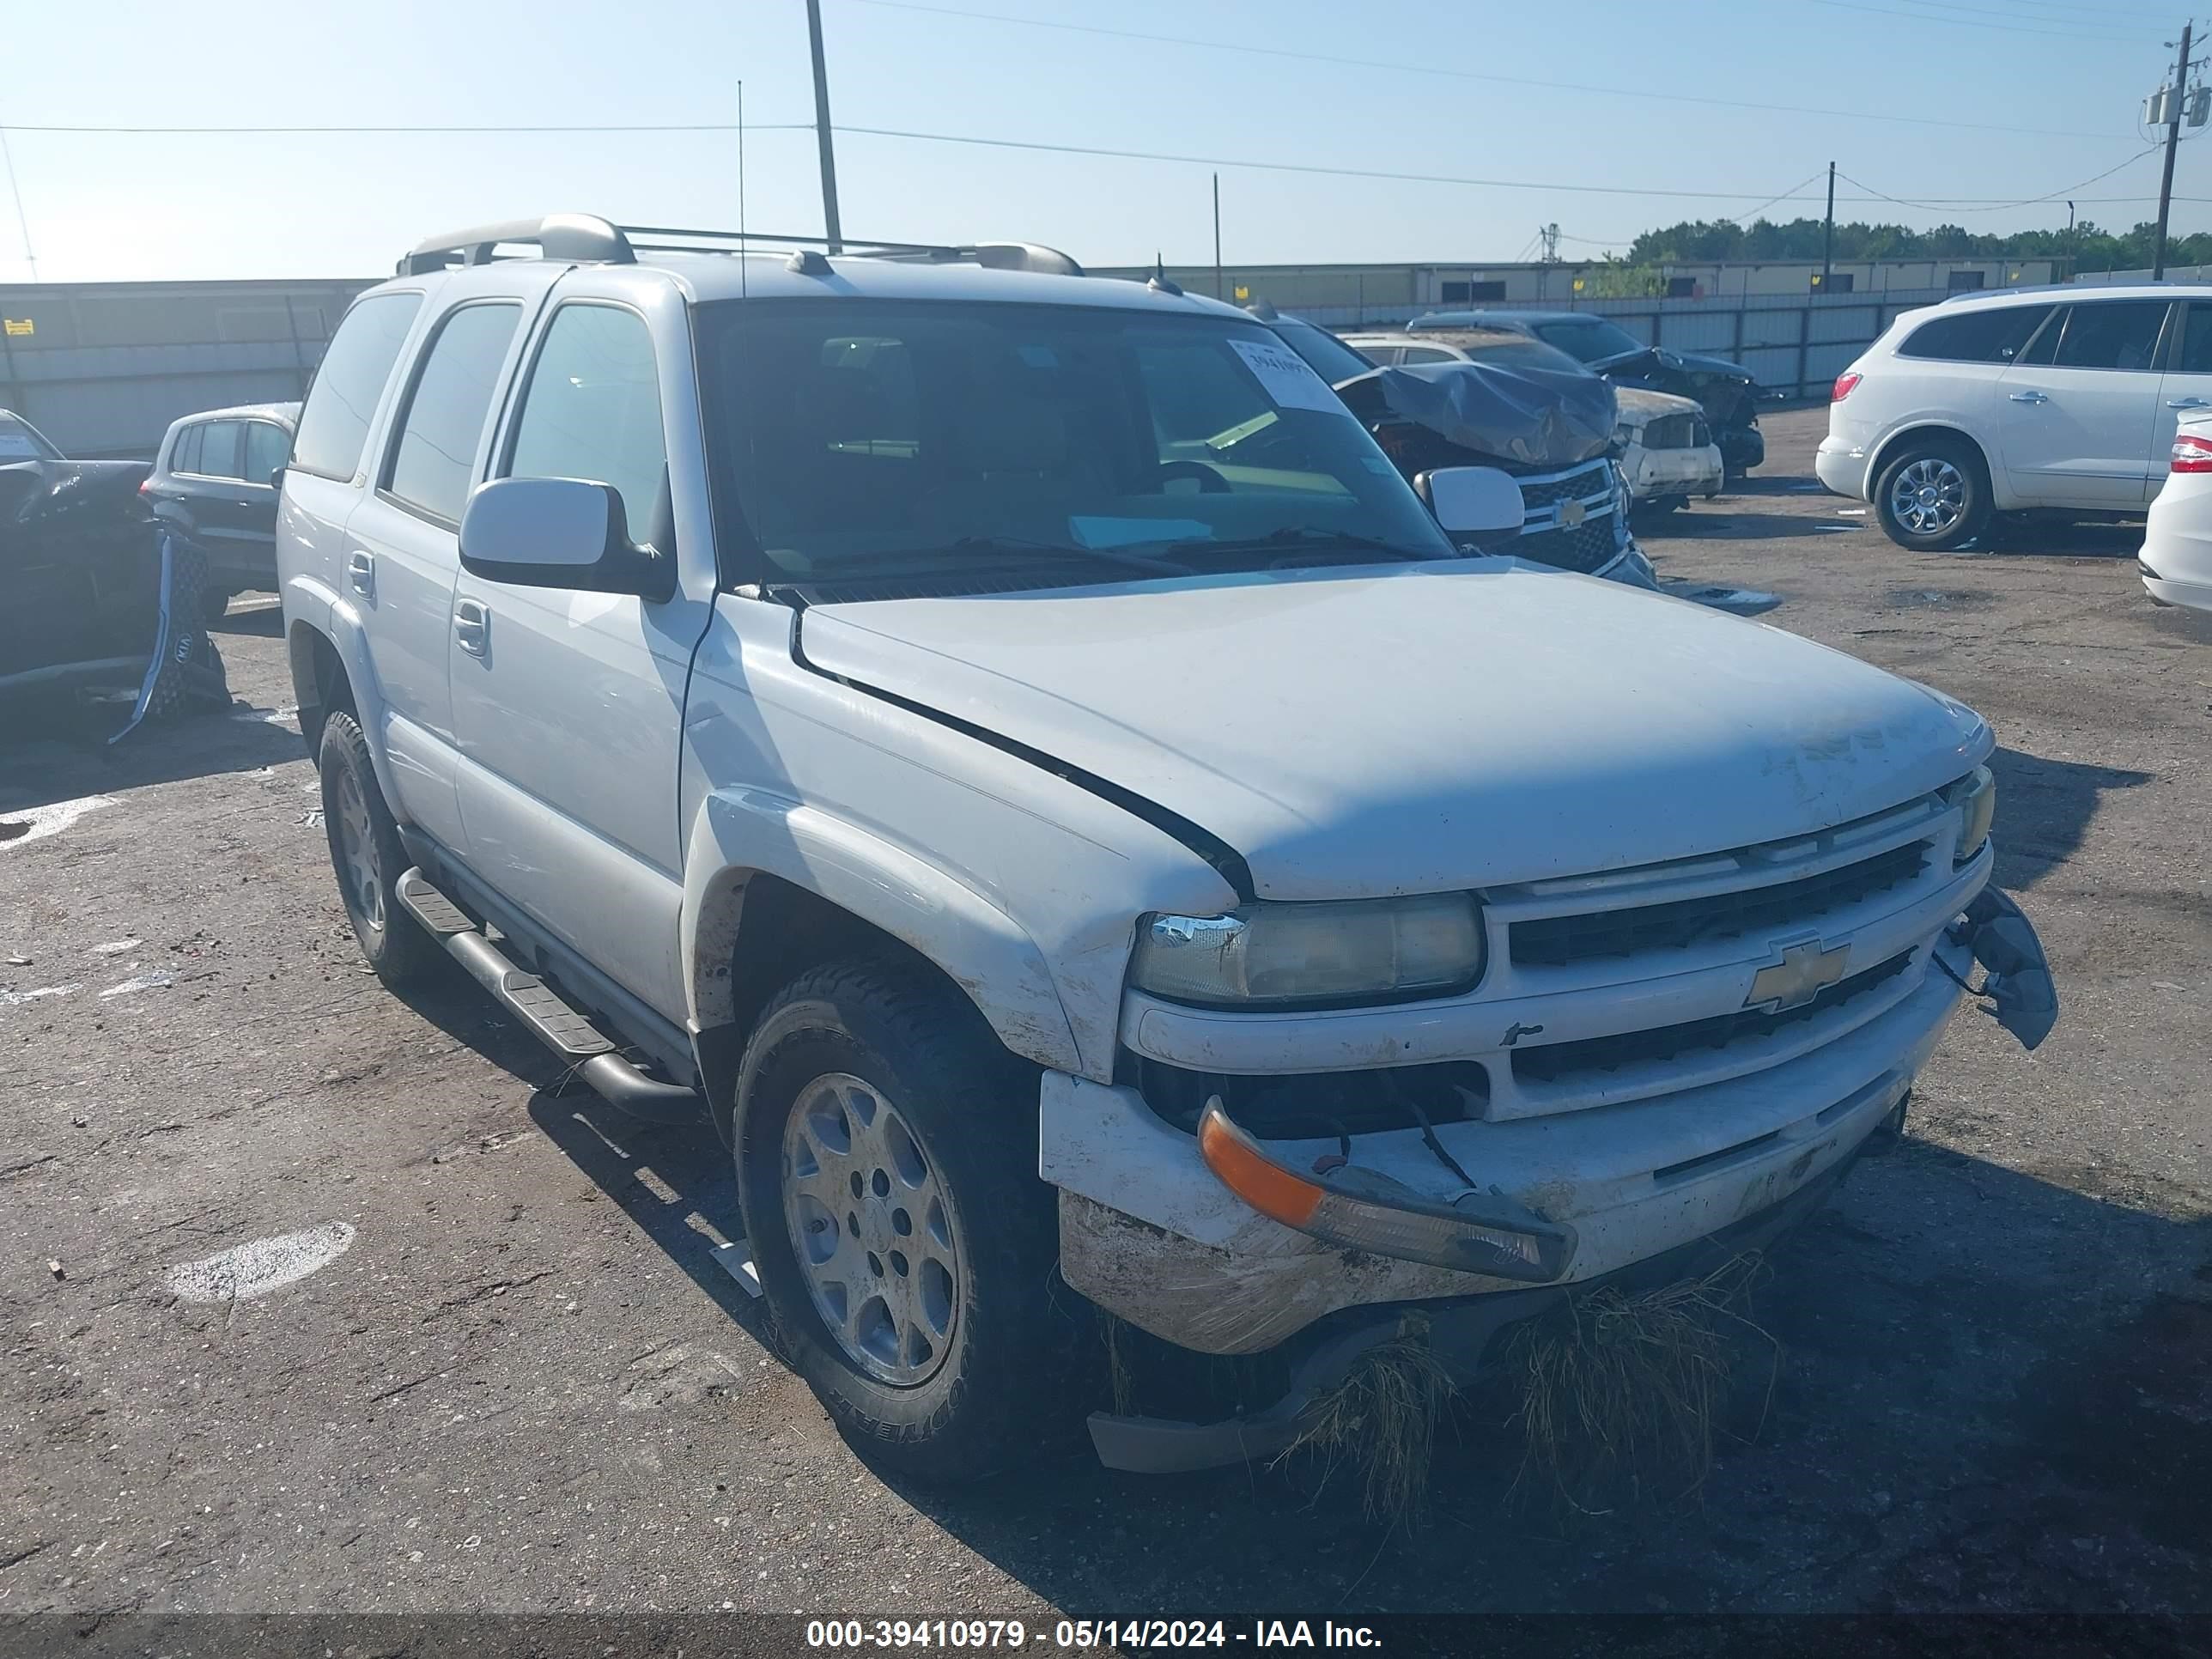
[1418,465,1526,541]
[459,477,675,603]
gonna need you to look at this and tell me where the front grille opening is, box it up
[1654,1129,1781,1184]
[1513,515,1619,574]
[1133,1055,1489,1139]
[1511,950,1916,1086]
[1519,461,1613,508]
[1511,841,1929,969]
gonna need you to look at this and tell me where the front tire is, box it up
[735,957,1070,1481]
[317,710,440,988]
[1874,439,1990,551]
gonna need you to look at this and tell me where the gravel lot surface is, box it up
[3,405,2209,1623]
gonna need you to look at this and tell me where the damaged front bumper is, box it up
[1048,890,2057,1473]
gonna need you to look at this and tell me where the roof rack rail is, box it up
[617,224,1085,276]
[400,215,635,276]
[397,216,1085,279]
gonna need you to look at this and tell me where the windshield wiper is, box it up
[787,536,1192,580]
[1164,527,1443,565]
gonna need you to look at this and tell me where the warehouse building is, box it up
[0,278,372,459]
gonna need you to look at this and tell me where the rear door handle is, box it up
[453,598,489,658]
[345,550,375,600]
[2169,397,2210,409]
[2008,391,2050,404]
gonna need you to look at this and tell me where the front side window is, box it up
[2051,300,2169,372]
[384,302,522,525]
[244,420,290,483]
[506,305,668,541]
[293,291,423,481]
[191,421,243,479]
[698,300,1454,587]
[1898,305,2054,364]
[1530,318,1645,363]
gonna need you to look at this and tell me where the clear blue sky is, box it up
[1,0,2203,282]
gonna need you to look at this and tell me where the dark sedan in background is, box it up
[142,401,298,622]
[1408,309,1765,478]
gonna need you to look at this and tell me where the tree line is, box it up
[1620,216,2212,273]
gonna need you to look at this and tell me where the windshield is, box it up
[1529,318,1646,364]
[698,300,1453,586]
[1268,319,1375,386]
[0,411,62,463]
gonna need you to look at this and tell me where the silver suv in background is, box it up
[277,215,2054,1481]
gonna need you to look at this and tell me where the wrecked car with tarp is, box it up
[1331,357,1659,590]
[2,415,229,733]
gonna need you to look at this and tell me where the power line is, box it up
[1803,0,2164,40]
[821,123,2212,209]
[0,121,815,134]
[1879,0,2165,34]
[1836,146,2166,214]
[839,0,2138,142]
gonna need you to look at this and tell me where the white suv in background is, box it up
[1818,283,2212,550]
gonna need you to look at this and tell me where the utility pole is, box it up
[804,0,843,253]
[1539,222,1560,263]
[2155,21,2192,280]
[2066,200,2076,280]
[1820,161,1836,290]
[1212,173,1223,301]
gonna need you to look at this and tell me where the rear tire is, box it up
[1874,438,1990,551]
[317,709,440,988]
[735,957,1073,1482]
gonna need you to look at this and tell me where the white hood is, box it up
[801,564,1990,900]
[1613,386,1704,425]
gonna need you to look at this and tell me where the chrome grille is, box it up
[1511,951,1915,1085]
[1518,462,1613,509]
[1511,516,1619,574]
[1510,841,1930,968]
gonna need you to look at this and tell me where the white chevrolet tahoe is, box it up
[277,215,2056,1480]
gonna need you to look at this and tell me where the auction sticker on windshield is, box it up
[1228,337,1346,414]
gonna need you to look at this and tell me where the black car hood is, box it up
[1585,348,1759,428]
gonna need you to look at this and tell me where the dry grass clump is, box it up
[1509,1251,1776,1511]
[1278,1313,1457,1522]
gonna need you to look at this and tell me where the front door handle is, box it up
[2008,391,2050,404]
[454,598,489,658]
[2169,397,2211,409]
[345,550,375,600]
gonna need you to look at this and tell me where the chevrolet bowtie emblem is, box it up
[1747,937,1850,1012]
[1558,498,1588,528]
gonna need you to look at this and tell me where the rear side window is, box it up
[244,421,289,483]
[169,423,203,475]
[191,421,243,479]
[383,302,523,525]
[1896,305,2052,364]
[292,291,424,481]
[505,305,668,540]
[2051,300,2169,372]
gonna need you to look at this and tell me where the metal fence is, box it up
[1287,286,1960,400]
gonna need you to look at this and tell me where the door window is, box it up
[293,291,424,481]
[243,421,289,483]
[384,301,523,525]
[505,305,669,541]
[2050,301,2169,372]
[2173,302,2212,374]
[191,422,243,479]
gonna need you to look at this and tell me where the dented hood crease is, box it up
[800,567,1991,900]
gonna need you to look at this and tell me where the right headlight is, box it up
[1129,894,1486,1008]
[1946,764,1996,864]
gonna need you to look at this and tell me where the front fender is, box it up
[681,787,1085,1075]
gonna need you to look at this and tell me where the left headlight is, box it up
[1947,764,1996,864]
[1130,894,1486,1007]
